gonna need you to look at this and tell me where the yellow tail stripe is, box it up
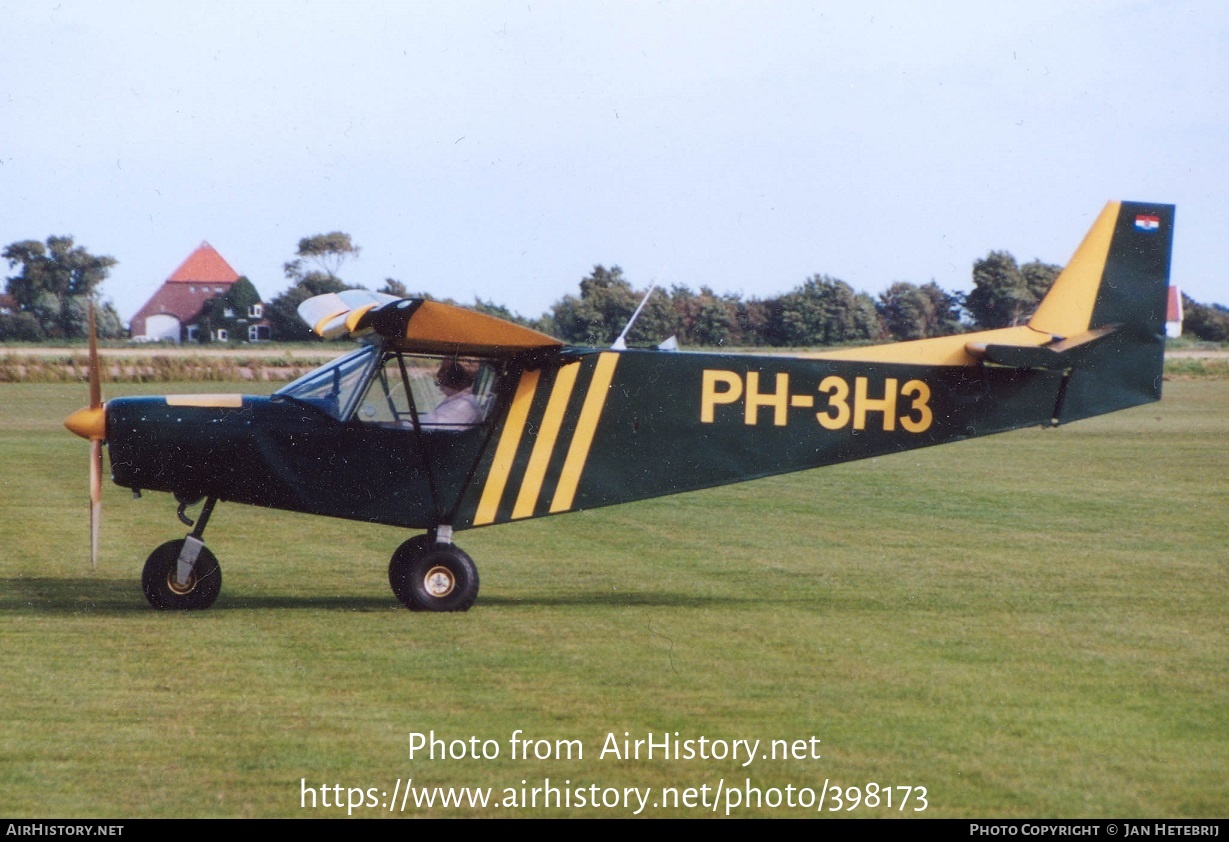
[1029,201,1120,339]
[474,369,540,525]
[512,363,581,519]
[550,352,619,513]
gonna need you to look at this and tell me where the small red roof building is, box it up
[130,242,268,342]
[1166,285,1183,338]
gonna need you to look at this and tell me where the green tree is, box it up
[285,232,361,281]
[549,266,678,346]
[918,281,965,336]
[0,310,45,341]
[1181,294,1229,342]
[878,281,964,340]
[668,284,737,347]
[733,298,775,347]
[378,278,409,297]
[266,274,357,342]
[1021,260,1061,302]
[878,282,927,341]
[627,287,679,345]
[2,236,122,339]
[965,251,1025,328]
[774,275,881,346]
[550,265,640,345]
[269,233,366,341]
[964,252,1061,329]
[692,297,734,346]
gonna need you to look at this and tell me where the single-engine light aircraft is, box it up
[65,201,1174,612]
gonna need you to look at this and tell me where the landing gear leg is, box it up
[142,497,222,610]
[388,528,479,612]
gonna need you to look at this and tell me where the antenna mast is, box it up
[611,282,657,350]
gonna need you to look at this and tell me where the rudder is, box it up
[1042,201,1175,423]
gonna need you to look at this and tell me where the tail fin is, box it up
[1030,201,1175,339]
[1031,201,1175,422]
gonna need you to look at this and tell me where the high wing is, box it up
[298,289,562,356]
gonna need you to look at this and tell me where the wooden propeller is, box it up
[87,301,103,569]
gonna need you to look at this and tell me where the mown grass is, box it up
[1164,357,1229,379]
[0,380,1225,817]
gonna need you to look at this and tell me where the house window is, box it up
[214,287,224,294]
[249,324,270,342]
[214,328,228,342]
[186,325,199,342]
[189,285,196,293]
[249,303,263,318]
[223,307,235,318]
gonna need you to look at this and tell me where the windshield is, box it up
[273,345,378,420]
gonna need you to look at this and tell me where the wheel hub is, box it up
[165,571,196,595]
[423,566,456,598]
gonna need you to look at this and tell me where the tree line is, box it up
[5,232,1228,345]
[1,238,125,340]
[260,235,1063,347]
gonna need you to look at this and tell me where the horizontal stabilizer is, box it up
[967,325,1118,370]
[966,340,1066,370]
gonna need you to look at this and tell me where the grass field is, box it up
[1,379,1225,818]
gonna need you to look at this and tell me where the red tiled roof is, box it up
[1167,286,1182,322]
[130,242,246,336]
[166,241,240,284]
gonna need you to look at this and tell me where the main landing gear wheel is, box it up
[141,539,222,610]
[389,537,479,612]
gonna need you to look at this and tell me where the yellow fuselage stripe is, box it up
[550,352,619,513]
[165,394,244,408]
[512,363,581,519]
[474,369,540,525]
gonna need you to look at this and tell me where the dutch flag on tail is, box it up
[1135,214,1160,231]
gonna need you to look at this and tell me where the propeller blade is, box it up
[90,439,102,570]
[88,299,102,568]
[88,300,101,409]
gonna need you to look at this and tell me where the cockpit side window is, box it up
[355,352,498,430]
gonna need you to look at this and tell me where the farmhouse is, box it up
[130,242,270,343]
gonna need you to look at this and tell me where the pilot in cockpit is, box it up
[419,358,483,429]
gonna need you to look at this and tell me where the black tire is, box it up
[388,534,433,603]
[141,539,222,610]
[388,538,479,612]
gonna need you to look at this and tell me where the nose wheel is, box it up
[142,496,222,610]
[141,539,222,610]
[389,535,479,612]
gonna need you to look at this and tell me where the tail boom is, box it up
[454,201,1174,526]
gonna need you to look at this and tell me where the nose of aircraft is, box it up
[65,405,106,440]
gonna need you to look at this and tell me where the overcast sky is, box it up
[2,0,1225,325]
